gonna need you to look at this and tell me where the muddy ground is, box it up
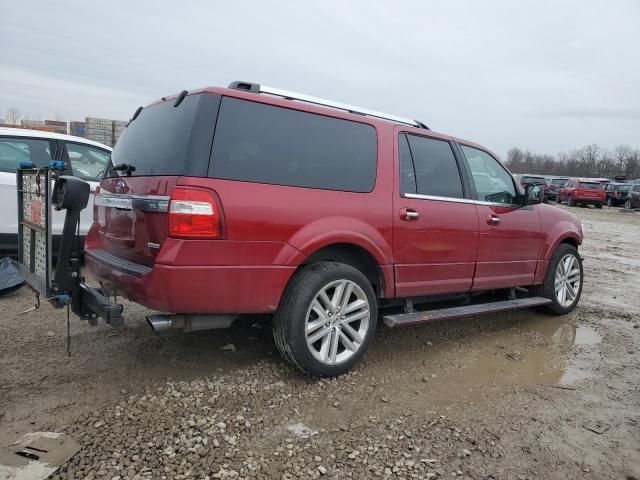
[1,205,639,480]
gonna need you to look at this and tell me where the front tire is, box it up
[273,261,377,377]
[538,244,583,315]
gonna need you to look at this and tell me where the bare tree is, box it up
[505,143,640,179]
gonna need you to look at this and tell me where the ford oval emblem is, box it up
[115,179,126,193]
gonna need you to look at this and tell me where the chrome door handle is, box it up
[486,214,501,225]
[400,208,420,221]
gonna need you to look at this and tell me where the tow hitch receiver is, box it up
[16,167,123,326]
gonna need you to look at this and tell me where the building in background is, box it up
[1,117,127,147]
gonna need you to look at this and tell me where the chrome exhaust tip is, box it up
[146,314,174,332]
[146,313,237,332]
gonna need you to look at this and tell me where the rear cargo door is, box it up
[93,93,220,266]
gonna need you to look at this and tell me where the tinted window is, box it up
[521,176,546,184]
[579,182,601,189]
[616,185,631,192]
[404,134,462,198]
[461,145,517,204]
[399,134,416,194]
[106,94,200,177]
[551,178,568,186]
[210,98,377,192]
[0,137,54,173]
[63,142,111,182]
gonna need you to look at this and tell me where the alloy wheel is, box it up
[554,254,581,308]
[305,279,370,366]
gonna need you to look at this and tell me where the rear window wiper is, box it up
[126,106,143,126]
[113,163,136,176]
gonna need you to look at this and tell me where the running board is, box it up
[383,297,552,328]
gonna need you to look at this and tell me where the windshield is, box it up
[106,94,200,177]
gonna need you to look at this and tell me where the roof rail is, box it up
[228,81,429,130]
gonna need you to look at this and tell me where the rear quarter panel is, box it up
[176,122,396,297]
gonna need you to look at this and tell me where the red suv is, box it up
[85,82,584,376]
[558,179,606,208]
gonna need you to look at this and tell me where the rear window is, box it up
[579,182,602,189]
[209,97,377,192]
[616,185,631,191]
[521,176,545,184]
[106,94,200,177]
[551,178,568,185]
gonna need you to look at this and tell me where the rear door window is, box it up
[0,137,55,173]
[209,97,377,192]
[106,94,201,177]
[403,134,463,198]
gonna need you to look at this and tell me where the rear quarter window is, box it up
[209,97,377,192]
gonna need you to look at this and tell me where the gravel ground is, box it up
[1,205,639,480]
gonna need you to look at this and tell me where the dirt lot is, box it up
[1,205,639,480]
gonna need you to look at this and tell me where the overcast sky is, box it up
[1,0,639,157]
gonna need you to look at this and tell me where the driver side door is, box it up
[458,144,543,290]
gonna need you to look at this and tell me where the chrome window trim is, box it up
[403,192,521,208]
[403,193,475,205]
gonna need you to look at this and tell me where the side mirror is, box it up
[523,184,544,206]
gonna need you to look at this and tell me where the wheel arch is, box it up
[297,242,388,298]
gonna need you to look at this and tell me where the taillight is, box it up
[169,188,221,238]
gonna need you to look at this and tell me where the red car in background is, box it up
[558,179,606,208]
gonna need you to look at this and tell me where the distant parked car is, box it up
[546,177,570,202]
[514,174,551,201]
[603,183,631,207]
[558,178,606,208]
[625,184,640,210]
[0,128,111,256]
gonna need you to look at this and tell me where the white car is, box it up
[0,128,112,256]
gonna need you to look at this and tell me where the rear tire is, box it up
[595,203,603,209]
[273,261,377,377]
[537,244,583,315]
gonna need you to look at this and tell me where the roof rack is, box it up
[228,81,429,130]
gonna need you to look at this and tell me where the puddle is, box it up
[306,316,603,425]
[392,317,601,404]
[574,325,602,345]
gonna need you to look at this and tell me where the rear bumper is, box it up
[85,248,296,314]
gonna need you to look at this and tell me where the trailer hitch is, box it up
[16,168,123,327]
